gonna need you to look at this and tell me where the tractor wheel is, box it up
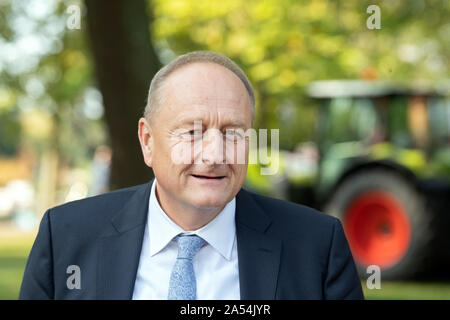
[323,169,433,280]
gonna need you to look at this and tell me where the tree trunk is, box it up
[85,0,160,190]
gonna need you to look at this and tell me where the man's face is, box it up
[140,62,252,211]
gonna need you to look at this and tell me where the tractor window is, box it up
[319,97,377,148]
[387,96,412,148]
[408,95,429,149]
[428,96,450,148]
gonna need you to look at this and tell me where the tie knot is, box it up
[176,235,205,260]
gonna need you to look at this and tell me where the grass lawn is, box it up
[362,281,450,300]
[0,230,35,300]
[1,230,450,300]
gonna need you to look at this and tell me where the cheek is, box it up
[153,140,193,180]
[151,138,175,176]
[170,141,196,165]
[153,133,188,164]
[225,139,248,165]
[230,163,248,182]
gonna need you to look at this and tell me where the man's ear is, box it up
[138,117,153,167]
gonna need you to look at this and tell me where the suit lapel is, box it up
[235,189,281,300]
[97,180,153,299]
[96,181,281,299]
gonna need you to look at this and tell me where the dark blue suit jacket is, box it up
[19,180,364,299]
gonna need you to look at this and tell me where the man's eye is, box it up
[225,130,243,141]
[182,130,202,138]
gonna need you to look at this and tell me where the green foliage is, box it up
[151,0,450,149]
[0,108,21,156]
[1,0,449,184]
[0,0,106,167]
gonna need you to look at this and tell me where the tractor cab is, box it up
[306,80,450,279]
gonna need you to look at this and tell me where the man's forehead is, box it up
[171,109,249,127]
[164,62,249,98]
[167,61,236,82]
[159,97,252,129]
[158,71,248,115]
[154,62,252,125]
[169,101,246,117]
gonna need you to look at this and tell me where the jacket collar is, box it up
[97,180,152,299]
[235,189,281,299]
[97,179,281,300]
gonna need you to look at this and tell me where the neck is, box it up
[155,181,224,231]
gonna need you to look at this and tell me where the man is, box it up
[20,51,364,300]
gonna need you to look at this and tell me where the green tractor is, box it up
[290,80,450,280]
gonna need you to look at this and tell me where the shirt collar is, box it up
[148,179,236,261]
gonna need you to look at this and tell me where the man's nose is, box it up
[201,130,225,165]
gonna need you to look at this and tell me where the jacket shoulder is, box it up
[46,183,149,232]
[244,188,340,234]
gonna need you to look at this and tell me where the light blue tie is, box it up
[168,234,205,300]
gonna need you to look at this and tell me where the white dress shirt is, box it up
[132,179,240,300]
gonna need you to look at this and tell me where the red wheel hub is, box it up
[343,190,411,268]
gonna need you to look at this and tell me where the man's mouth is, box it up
[191,174,226,180]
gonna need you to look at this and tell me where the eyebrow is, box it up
[176,118,247,128]
[223,121,247,128]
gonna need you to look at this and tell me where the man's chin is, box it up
[187,195,229,211]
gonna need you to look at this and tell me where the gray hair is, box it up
[143,51,255,123]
